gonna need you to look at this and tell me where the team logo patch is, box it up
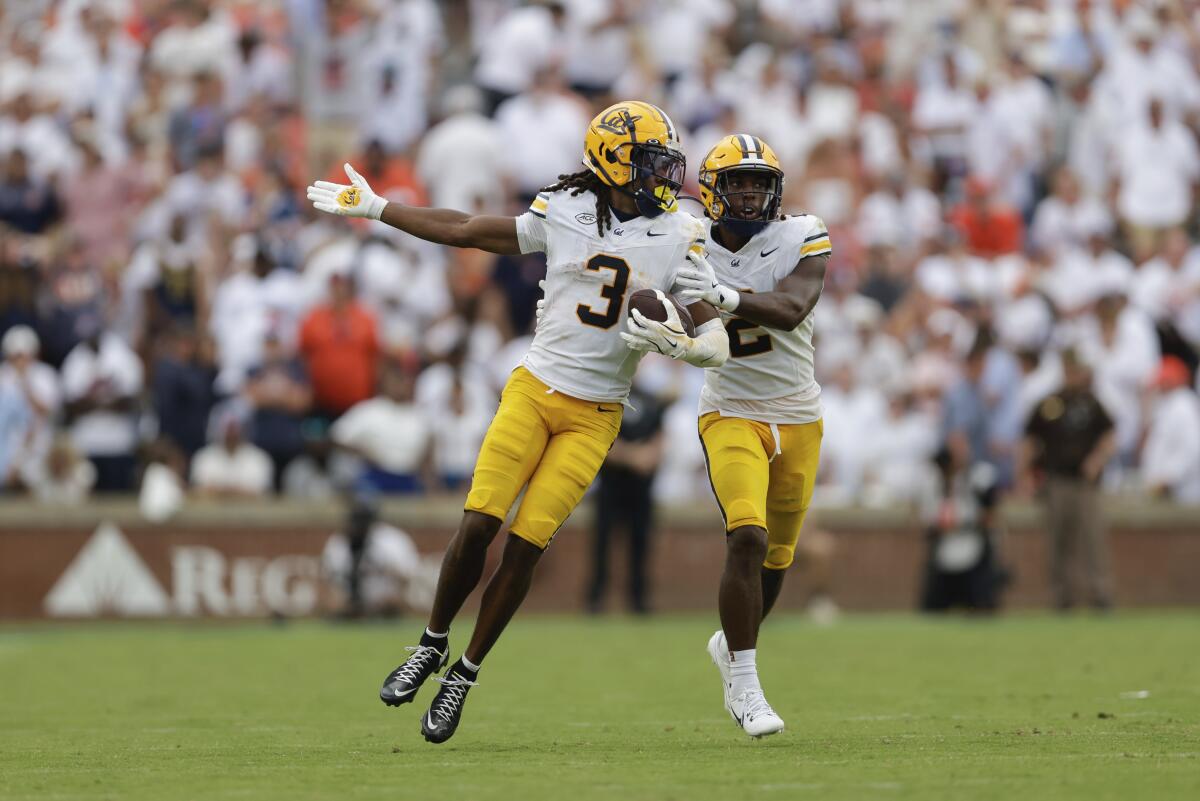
[575,212,597,225]
[613,228,624,236]
[337,187,361,208]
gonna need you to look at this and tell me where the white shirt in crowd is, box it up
[495,90,590,196]
[331,398,431,475]
[417,111,507,212]
[60,333,144,457]
[1115,119,1200,229]
[474,5,562,95]
[1030,195,1112,256]
[1142,387,1200,502]
[0,359,61,479]
[190,443,273,496]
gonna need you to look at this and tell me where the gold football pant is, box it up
[699,412,823,569]
[464,366,623,548]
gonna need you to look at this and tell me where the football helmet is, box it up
[583,100,684,217]
[698,134,784,237]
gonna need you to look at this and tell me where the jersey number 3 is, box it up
[576,254,630,329]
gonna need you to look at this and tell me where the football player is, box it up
[674,135,830,737]
[307,101,729,744]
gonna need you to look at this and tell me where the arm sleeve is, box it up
[514,192,551,254]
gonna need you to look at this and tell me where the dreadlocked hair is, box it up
[539,170,613,238]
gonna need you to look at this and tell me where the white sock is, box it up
[729,648,760,697]
[425,627,447,639]
[460,654,481,673]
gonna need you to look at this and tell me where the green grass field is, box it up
[2,612,1198,801]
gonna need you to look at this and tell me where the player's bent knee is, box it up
[727,525,768,564]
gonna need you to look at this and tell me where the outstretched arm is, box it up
[308,164,522,255]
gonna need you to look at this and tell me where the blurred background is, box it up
[1,0,1199,621]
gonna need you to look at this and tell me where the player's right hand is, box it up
[676,251,740,312]
[306,163,387,220]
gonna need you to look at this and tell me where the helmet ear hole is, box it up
[604,147,619,164]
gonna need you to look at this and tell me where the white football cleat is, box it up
[706,630,734,719]
[729,689,785,738]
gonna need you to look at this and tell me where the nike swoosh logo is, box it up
[760,247,779,257]
[425,712,437,729]
[647,231,667,237]
[393,687,415,697]
[597,406,618,413]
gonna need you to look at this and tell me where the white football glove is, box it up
[306,163,388,221]
[620,291,689,359]
[675,250,740,312]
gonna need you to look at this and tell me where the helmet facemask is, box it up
[626,144,685,217]
[711,166,783,237]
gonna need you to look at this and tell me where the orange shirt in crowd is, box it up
[948,202,1024,258]
[298,303,379,415]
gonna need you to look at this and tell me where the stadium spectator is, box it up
[417,86,508,213]
[0,358,30,491]
[0,325,60,487]
[1020,349,1116,611]
[330,361,432,495]
[60,322,143,493]
[24,434,95,505]
[243,332,311,488]
[919,448,1007,613]
[586,383,666,615]
[190,412,273,498]
[1113,97,1200,256]
[473,0,568,115]
[150,325,216,460]
[494,66,590,201]
[948,176,1023,259]
[0,149,60,235]
[298,271,379,420]
[1140,357,1200,503]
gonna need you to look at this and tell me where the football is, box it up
[627,289,696,337]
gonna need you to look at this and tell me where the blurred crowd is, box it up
[2,0,1200,509]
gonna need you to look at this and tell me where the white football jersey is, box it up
[515,189,706,402]
[699,214,831,424]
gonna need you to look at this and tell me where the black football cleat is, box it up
[420,663,477,744]
[379,642,449,707]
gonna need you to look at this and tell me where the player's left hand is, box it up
[620,294,688,359]
[676,251,740,312]
[306,163,388,220]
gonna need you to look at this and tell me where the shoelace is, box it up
[430,674,478,723]
[391,645,442,684]
[742,690,777,723]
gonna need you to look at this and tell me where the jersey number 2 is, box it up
[726,318,773,357]
[576,254,630,329]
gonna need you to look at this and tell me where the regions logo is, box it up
[575,212,597,225]
[337,187,361,208]
[44,523,170,616]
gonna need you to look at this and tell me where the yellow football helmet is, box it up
[583,100,684,216]
[698,134,785,236]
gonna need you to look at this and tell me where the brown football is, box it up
[627,289,696,337]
